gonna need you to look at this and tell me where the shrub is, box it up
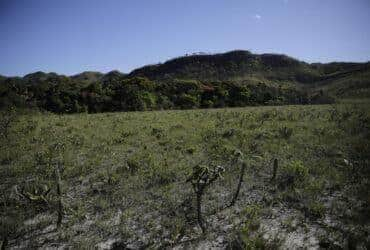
[0,107,17,140]
[278,126,293,139]
[228,204,282,250]
[177,93,200,109]
[186,164,225,232]
[279,160,309,188]
[306,201,325,218]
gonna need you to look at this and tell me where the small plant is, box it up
[32,133,67,228]
[186,164,224,233]
[222,128,236,138]
[16,182,51,207]
[22,119,38,134]
[271,158,278,182]
[186,147,196,154]
[126,156,141,174]
[0,107,17,140]
[67,133,84,146]
[54,162,63,228]
[305,201,325,219]
[229,162,247,207]
[258,112,271,124]
[242,204,261,222]
[279,160,308,188]
[228,232,268,250]
[151,127,164,139]
[229,150,246,207]
[228,204,273,249]
[278,126,293,139]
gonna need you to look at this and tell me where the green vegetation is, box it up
[0,50,369,248]
[0,75,316,113]
[3,50,370,114]
[1,100,369,248]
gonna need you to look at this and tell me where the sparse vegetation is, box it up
[0,99,369,248]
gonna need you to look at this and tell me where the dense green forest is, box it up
[1,50,369,113]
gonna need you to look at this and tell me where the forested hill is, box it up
[129,50,318,83]
[1,50,369,113]
[129,50,370,83]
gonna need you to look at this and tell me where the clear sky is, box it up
[1,0,369,76]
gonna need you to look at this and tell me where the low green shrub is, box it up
[279,160,309,188]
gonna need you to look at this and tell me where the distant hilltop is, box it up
[1,50,369,84]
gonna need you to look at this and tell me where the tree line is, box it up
[0,75,333,113]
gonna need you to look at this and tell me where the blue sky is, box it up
[0,0,369,76]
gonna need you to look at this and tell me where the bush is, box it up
[0,107,17,140]
[279,160,309,188]
[177,93,200,109]
[278,126,293,139]
[306,201,325,218]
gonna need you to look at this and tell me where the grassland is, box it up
[1,100,369,249]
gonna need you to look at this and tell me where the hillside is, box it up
[2,50,369,87]
[128,50,370,94]
[309,63,370,98]
[0,50,369,113]
[129,50,319,83]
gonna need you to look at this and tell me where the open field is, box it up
[1,100,369,249]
